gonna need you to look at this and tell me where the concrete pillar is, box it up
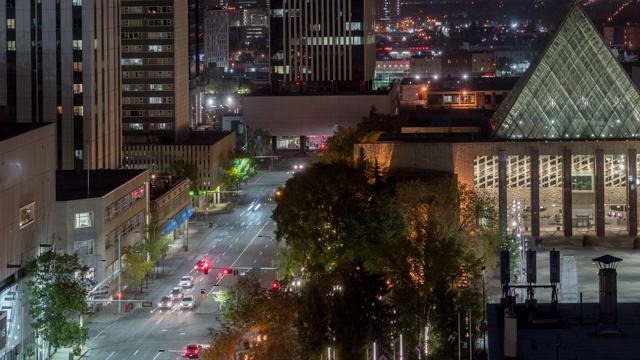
[530,149,540,237]
[271,136,277,153]
[498,150,508,234]
[628,149,637,237]
[299,135,306,151]
[595,149,605,237]
[563,148,573,237]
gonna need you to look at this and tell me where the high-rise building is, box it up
[121,1,190,145]
[1,1,122,170]
[204,9,230,71]
[269,0,377,94]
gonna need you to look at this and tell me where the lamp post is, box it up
[118,233,122,313]
[482,265,487,353]
[257,235,279,280]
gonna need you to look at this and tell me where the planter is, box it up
[557,226,561,231]
[582,235,593,247]
[633,237,640,249]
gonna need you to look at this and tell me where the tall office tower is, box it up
[121,1,190,145]
[1,1,122,170]
[204,10,230,71]
[376,0,400,21]
[269,0,377,94]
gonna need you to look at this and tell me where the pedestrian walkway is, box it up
[49,207,223,360]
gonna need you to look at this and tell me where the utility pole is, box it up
[118,233,122,313]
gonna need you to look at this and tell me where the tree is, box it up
[247,128,273,156]
[322,126,360,162]
[205,273,301,360]
[229,155,258,185]
[25,251,94,356]
[168,160,198,190]
[144,224,172,276]
[122,241,155,292]
[220,167,241,194]
[378,178,500,358]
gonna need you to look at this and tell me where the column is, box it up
[563,148,573,237]
[271,136,277,153]
[300,135,306,152]
[628,149,637,237]
[530,149,540,237]
[595,149,605,237]
[498,150,508,234]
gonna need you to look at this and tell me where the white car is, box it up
[180,276,194,288]
[171,287,184,301]
[181,295,195,310]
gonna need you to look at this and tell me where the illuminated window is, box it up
[73,40,82,50]
[73,84,83,94]
[19,202,35,228]
[7,41,16,51]
[73,62,83,72]
[74,239,94,256]
[73,106,83,116]
[7,19,15,29]
[74,212,94,228]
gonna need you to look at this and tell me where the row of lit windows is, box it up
[125,123,175,130]
[123,71,173,78]
[122,97,173,104]
[123,84,174,91]
[123,110,174,117]
[105,211,145,250]
[121,58,173,66]
[104,185,145,222]
[122,45,173,53]
[122,32,174,40]
[122,6,172,14]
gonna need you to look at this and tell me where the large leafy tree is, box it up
[229,153,258,185]
[220,167,241,192]
[25,251,94,354]
[205,273,301,360]
[247,128,273,156]
[144,224,171,276]
[168,160,198,190]
[380,178,500,358]
[272,161,404,277]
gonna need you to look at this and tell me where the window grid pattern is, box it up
[74,240,94,256]
[475,155,566,189]
[105,211,145,250]
[104,185,145,222]
[572,155,594,174]
[490,6,640,140]
[605,155,627,188]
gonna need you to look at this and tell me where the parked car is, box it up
[181,295,195,310]
[171,287,184,301]
[180,276,194,288]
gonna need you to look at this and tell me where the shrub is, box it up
[633,237,640,249]
[582,235,592,247]
[554,212,562,224]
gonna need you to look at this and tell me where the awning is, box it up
[161,218,179,236]
[175,205,193,225]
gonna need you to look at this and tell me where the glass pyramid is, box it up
[490,5,640,140]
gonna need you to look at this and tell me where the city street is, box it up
[63,157,305,360]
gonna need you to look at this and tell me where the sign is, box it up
[142,301,153,308]
[201,289,206,295]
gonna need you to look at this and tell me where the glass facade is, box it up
[490,6,640,140]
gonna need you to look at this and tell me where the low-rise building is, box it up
[55,170,150,298]
[149,174,192,245]
[0,123,56,360]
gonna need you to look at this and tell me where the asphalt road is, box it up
[82,158,305,360]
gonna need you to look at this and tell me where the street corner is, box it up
[195,297,219,315]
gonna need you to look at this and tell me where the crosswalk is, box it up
[221,221,277,227]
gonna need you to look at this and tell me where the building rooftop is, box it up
[0,123,52,143]
[150,174,189,201]
[56,169,148,202]
[178,131,234,145]
[246,84,393,97]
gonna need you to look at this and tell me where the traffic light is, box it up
[272,280,280,291]
[223,268,232,275]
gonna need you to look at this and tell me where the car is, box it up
[293,164,304,170]
[171,287,184,301]
[194,259,210,273]
[181,295,195,310]
[159,296,173,309]
[180,276,194,288]
[248,199,261,211]
[184,343,203,358]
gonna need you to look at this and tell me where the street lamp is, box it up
[257,235,280,280]
[481,265,487,353]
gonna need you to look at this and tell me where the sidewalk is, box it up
[49,204,229,360]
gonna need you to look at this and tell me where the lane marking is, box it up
[133,349,139,356]
[105,352,115,360]
[90,322,117,344]
[153,353,162,360]
[259,252,263,256]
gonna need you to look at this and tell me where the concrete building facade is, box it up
[1,1,122,170]
[204,9,230,71]
[121,1,190,144]
[0,123,56,360]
